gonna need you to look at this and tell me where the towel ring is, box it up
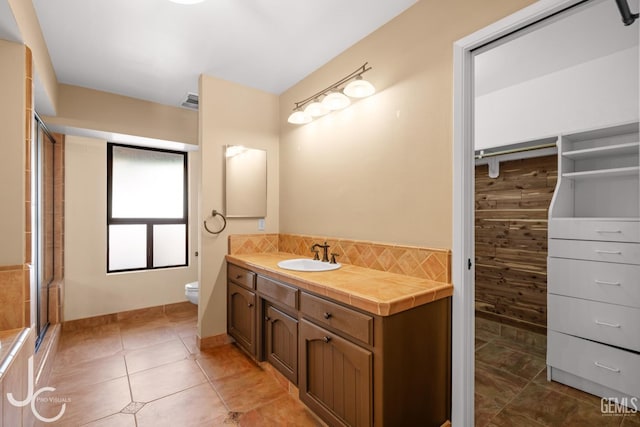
[204,210,227,234]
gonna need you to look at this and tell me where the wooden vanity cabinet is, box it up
[227,266,257,357]
[258,275,300,383]
[227,262,451,427]
[264,304,298,383]
[300,291,451,427]
[300,318,373,427]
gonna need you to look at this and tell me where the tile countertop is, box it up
[225,252,453,317]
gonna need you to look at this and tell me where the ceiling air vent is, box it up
[181,92,199,110]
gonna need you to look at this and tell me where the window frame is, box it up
[107,142,189,273]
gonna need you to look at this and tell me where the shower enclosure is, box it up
[34,114,55,350]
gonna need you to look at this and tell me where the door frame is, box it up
[451,1,586,425]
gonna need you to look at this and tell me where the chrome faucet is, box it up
[311,241,330,262]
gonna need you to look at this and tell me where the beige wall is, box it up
[0,40,26,266]
[44,84,198,146]
[279,0,535,249]
[64,135,198,321]
[7,0,58,112]
[199,74,279,338]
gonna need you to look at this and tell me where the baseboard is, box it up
[197,333,232,350]
[62,301,196,331]
[475,309,547,335]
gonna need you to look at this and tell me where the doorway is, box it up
[453,0,639,425]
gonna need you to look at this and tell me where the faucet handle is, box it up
[330,253,340,264]
[312,250,320,260]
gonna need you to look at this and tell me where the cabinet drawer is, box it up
[300,292,373,345]
[257,275,298,310]
[548,258,640,308]
[548,294,640,352]
[228,264,256,290]
[549,239,640,265]
[549,219,640,243]
[548,330,640,398]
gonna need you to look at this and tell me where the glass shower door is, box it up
[35,116,55,350]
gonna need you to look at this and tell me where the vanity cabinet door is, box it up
[299,319,372,427]
[228,282,257,356]
[265,305,298,384]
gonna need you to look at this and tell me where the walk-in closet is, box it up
[472,1,639,425]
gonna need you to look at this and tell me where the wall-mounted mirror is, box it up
[224,145,267,218]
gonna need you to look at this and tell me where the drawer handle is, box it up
[323,312,332,320]
[595,319,621,328]
[595,229,622,234]
[236,274,243,280]
[595,280,621,286]
[595,250,622,255]
[594,361,620,373]
[322,336,331,344]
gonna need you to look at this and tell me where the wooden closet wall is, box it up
[475,154,557,334]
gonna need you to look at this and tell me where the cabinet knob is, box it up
[265,316,271,322]
[323,312,332,319]
[323,336,331,344]
[247,303,253,308]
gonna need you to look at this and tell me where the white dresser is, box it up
[547,122,640,404]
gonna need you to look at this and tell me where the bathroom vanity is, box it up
[226,252,452,427]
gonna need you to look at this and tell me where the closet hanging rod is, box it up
[475,142,557,160]
[615,0,639,26]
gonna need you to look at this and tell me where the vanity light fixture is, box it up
[322,91,351,110]
[287,62,375,125]
[344,75,376,98]
[304,99,329,117]
[287,108,312,125]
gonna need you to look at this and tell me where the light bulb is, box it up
[304,100,329,117]
[287,110,312,125]
[322,91,351,110]
[344,77,375,98]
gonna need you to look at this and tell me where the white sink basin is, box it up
[277,258,341,272]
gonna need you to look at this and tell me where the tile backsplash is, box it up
[228,233,451,283]
[0,265,27,330]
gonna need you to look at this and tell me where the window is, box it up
[107,143,188,272]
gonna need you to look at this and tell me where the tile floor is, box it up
[475,317,640,427]
[33,305,640,427]
[36,305,323,426]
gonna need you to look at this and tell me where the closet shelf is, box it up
[562,166,639,180]
[562,142,639,160]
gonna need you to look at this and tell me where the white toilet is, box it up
[185,281,199,305]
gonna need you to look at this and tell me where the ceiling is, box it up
[2,0,416,113]
[475,0,639,97]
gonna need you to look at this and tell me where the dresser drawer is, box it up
[300,292,373,345]
[548,294,640,352]
[228,264,256,290]
[547,330,640,398]
[549,219,640,243]
[549,239,640,265]
[548,258,640,308]
[257,275,298,310]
